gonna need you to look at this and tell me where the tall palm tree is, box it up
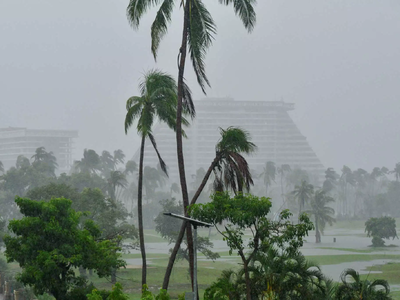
[292,180,314,219]
[306,190,336,243]
[124,69,192,288]
[260,161,276,196]
[127,0,256,290]
[336,268,392,300]
[162,126,256,290]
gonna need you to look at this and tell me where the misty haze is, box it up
[0,1,400,300]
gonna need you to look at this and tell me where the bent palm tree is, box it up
[125,69,192,289]
[162,127,256,289]
[336,268,391,300]
[74,149,101,174]
[127,0,256,289]
[31,147,58,176]
[306,190,336,243]
[292,180,314,220]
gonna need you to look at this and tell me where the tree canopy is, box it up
[4,197,126,300]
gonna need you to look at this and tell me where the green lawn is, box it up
[305,254,400,266]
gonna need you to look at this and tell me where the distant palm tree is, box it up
[100,150,115,176]
[125,69,192,287]
[260,161,276,196]
[124,160,137,176]
[306,190,336,243]
[0,160,4,174]
[16,155,30,170]
[163,126,256,290]
[292,180,314,219]
[322,167,338,193]
[336,268,392,300]
[74,149,101,174]
[143,166,166,202]
[113,149,125,167]
[107,171,128,201]
[31,147,58,176]
[391,162,400,182]
[339,165,356,216]
[277,164,291,210]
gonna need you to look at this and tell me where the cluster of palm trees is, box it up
[125,0,257,294]
[124,69,258,289]
[320,165,400,218]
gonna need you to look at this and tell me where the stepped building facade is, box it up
[0,127,78,173]
[134,98,324,182]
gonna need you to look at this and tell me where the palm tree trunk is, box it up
[175,0,195,291]
[281,174,285,208]
[138,135,147,288]
[315,218,321,243]
[298,197,303,222]
[162,155,220,290]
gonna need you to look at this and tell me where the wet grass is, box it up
[305,254,400,266]
[360,262,400,284]
[316,247,395,253]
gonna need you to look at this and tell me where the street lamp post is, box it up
[163,212,213,300]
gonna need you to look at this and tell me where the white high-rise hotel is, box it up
[0,127,78,174]
[136,98,324,182]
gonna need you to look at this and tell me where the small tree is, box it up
[190,192,313,300]
[4,197,125,300]
[365,216,398,247]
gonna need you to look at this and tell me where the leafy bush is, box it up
[141,285,171,300]
[365,216,398,247]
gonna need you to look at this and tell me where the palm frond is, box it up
[218,0,256,32]
[127,0,162,29]
[125,97,144,134]
[148,133,168,176]
[217,127,257,154]
[151,0,175,60]
[187,0,216,93]
[182,80,196,119]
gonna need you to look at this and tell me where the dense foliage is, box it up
[191,192,314,300]
[365,216,398,247]
[4,197,125,300]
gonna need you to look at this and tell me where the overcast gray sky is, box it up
[1,1,399,173]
